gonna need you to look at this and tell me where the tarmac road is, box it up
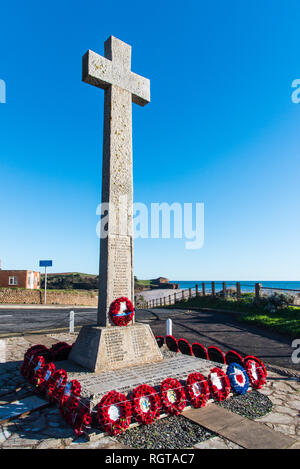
[136,307,300,372]
[0,306,299,372]
[0,307,97,337]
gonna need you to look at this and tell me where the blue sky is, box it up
[1,0,300,280]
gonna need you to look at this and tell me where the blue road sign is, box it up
[39,260,53,267]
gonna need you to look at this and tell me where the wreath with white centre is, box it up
[245,358,266,389]
[109,297,134,326]
[96,390,132,435]
[185,372,210,408]
[208,367,231,401]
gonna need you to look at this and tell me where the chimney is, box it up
[0,259,2,270]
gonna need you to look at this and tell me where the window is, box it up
[9,276,18,286]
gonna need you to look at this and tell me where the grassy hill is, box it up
[40,273,159,291]
[41,272,98,290]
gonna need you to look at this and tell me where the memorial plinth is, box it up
[69,323,163,373]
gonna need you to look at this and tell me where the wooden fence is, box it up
[137,282,300,309]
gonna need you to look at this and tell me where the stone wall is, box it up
[0,288,98,306]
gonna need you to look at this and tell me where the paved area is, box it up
[0,331,299,449]
[136,308,300,371]
[59,353,226,407]
[183,403,296,449]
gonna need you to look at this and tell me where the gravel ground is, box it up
[216,390,273,419]
[117,415,216,449]
[116,390,273,449]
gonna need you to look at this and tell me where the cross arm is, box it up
[82,50,150,106]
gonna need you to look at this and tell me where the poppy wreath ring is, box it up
[28,355,46,385]
[96,390,132,435]
[72,406,92,436]
[109,297,134,326]
[47,369,68,402]
[20,345,48,378]
[245,358,266,389]
[226,363,249,395]
[59,379,81,411]
[160,377,186,415]
[131,384,161,424]
[185,372,210,408]
[35,362,56,393]
[208,367,231,401]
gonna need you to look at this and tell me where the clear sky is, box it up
[1,0,300,280]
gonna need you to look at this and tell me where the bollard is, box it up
[69,310,75,333]
[166,318,172,336]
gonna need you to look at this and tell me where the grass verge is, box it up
[165,295,300,338]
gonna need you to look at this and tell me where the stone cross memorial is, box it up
[70,36,163,372]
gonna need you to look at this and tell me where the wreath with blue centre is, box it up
[226,363,249,395]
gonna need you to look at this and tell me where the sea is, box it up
[169,281,300,293]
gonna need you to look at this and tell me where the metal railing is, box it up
[140,281,300,309]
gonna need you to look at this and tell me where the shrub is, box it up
[262,293,294,314]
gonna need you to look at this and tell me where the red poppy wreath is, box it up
[28,355,46,385]
[71,406,92,436]
[47,368,68,403]
[20,345,48,378]
[245,358,266,389]
[35,362,56,394]
[208,367,231,402]
[109,297,134,326]
[185,372,210,408]
[160,378,186,415]
[131,384,161,425]
[96,390,132,435]
[59,379,81,412]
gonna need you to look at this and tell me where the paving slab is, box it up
[183,403,296,449]
[61,354,226,408]
[24,335,58,348]
[183,405,245,432]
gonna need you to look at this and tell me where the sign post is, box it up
[39,260,53,305]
